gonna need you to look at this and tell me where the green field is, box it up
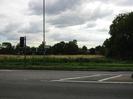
[0,55,133,71]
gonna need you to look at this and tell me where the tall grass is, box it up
[0,55,133,70]
[0,55,109,64]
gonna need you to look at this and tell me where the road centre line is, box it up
[52,74,101,81]
[98,74,122,82]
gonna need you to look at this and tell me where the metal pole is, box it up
[43,0,46,55]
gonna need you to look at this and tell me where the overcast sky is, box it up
[0,0,133,48]
[0,0,43,46]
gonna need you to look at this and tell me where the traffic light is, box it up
[20,37,26,47]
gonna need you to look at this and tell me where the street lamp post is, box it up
[43,0,46,55]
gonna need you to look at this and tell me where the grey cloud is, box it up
[45,0,81,15]
[0,0,43,46]
[29,0,43,15]
[0,22,23,41]
[2,23,21,33]
[49,33,77,41]
[48,15,86,27]
[86,22,96,28]
[93,0,133,6]
[0,21,23,35]
[18,21,43,34]
[45,28,50,33]
[49,32,107,42]
[97,28,108,32]
[116,0,133,6]
[6,34,19,41]
[0,32,19,41]
[45,0,114,28]
[0,20,42,34]
[47,6,113,27]
[107,0,133,6]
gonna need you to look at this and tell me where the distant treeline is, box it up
[0,40,104,55]
[1,12,133,60]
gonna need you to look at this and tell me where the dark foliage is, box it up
[103,12,133,59]
[0,40,89,55]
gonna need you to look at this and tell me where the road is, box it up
[0,70,133,99]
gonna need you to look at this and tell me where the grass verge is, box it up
[0,55,133,71]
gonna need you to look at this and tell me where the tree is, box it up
[95,45,104,55]
[1,42,14,54]
[15,43,32,55]
[89,48,95,54]
[2,42,12,49]
[31,47,37,55]
[38,42,44,55]
[104,12,133,59]
[81,46,88,54]
[64,40,79,54]
[48,40,79,55]
[15,43,21,54]
[51,41,65,54]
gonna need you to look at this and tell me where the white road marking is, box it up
[51,74,133,84]
[0,70,15,72]
[52,74,101,81]
[98,74,122,82]
[51,80,133,84]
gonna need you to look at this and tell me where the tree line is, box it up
[0,40,104,55]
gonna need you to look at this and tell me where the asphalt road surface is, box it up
[0,70,133,99]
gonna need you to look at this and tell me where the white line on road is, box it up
[52,80,133,84]
[52,74,101,81]
[98,74,122,82]
[0,70,15,72]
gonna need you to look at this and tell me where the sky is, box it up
[0,0,43,46]
[0,0,133,48]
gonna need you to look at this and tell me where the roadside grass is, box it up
[0,55,133,71]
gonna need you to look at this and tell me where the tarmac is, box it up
[0,70,133,99]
